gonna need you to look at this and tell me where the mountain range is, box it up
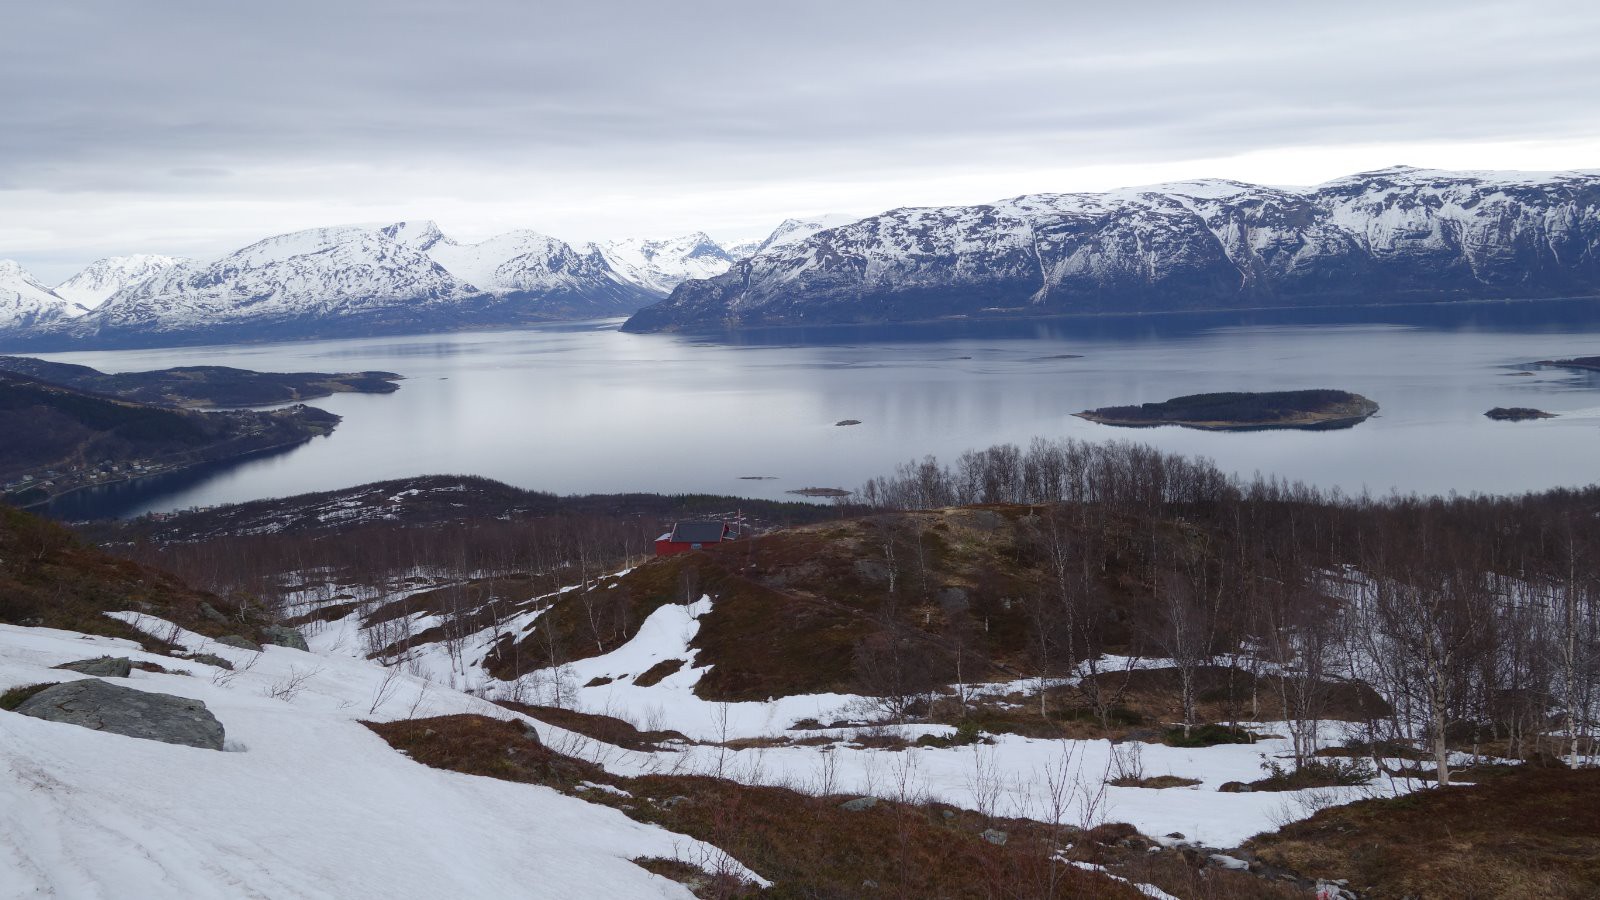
[622,166,1600,332]
[0,217,850,349]
[6,167,1599,348]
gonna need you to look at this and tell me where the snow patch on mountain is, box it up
[54,254,189,312]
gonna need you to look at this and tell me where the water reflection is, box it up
[29,299,1600,519]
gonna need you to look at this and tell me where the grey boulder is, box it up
[215,635,260,651]
[260,625,309,652]
[14,678,225,750]
[52,656,132,678]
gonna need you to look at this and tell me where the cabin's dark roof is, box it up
[669,521,728,543]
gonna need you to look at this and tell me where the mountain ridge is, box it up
[622,166,1600,333]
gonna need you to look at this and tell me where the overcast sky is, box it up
[5,0,1600,282]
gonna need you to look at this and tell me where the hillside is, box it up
[0,373,341,507]
[0,355,400,408]
[622,167,1600,332]
[0,500,1156,898]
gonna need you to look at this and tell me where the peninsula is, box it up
[0,356,400,408]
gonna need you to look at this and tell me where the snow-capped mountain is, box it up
[387,222,648,308]
[54,254,189,312]
[0,260,79,330]
[723,215,860,259]
[86,225,476,337]
[15,222,659,348]
[594,233,735,294]
[622,167,1600,333]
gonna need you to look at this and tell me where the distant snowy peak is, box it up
[379,220,448,252]
[732,214,861,258]
[597,233,735,294]
[54,254,190,312]
[0,260,78,329]
[427,230,616,295]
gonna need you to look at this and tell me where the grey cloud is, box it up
[4,0,1599,278]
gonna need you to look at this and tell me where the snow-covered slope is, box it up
[88,225,475,335]
[395,222,651,310]
[54,254,189,312]
[595,233,735,294]
[623,167,1600,332]
[0,620,762,898]
[0,260,78,330]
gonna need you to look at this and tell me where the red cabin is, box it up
[655,520,740,557]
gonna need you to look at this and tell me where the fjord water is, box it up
[36,300,1600,519]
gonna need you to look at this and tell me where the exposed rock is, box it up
[183,653,234,670]
[52,656,132,678]
[13,678,225,750]
[216,635,259,651]
[198,602,229,622]
[260,625,309,652]
[980,828,1008,846]
[839,796,878,812]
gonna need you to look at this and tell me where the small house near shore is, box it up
[655,520,740,557]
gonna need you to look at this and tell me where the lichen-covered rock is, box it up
[52,656,132,678]
[260,625,308,652]
[215,635,259,651]
[13,678,225,750]
[839,796,878,812]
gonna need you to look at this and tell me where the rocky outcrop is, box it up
[52,656,133,678]
[13,678,225,750]
[623,167,1600,332]
[260,625,309,652]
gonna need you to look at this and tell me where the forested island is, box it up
[1076,389,1379,431]
[0,356,400,407]
[1486,407,1557,421]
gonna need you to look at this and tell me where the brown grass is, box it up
[492,700,688,751]
[1110,775,1203,789]
[0,504,253,650]
[1246,767,1600,899]
[366,713,1146,899]
[363,714,603,788]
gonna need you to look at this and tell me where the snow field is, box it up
[0,620,766,899]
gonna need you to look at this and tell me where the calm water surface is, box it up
[34,301,1600,518]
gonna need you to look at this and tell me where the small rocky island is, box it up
[1485,407,1557,421]
[1077,390,1379,432]
[1539,355,1600,373]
